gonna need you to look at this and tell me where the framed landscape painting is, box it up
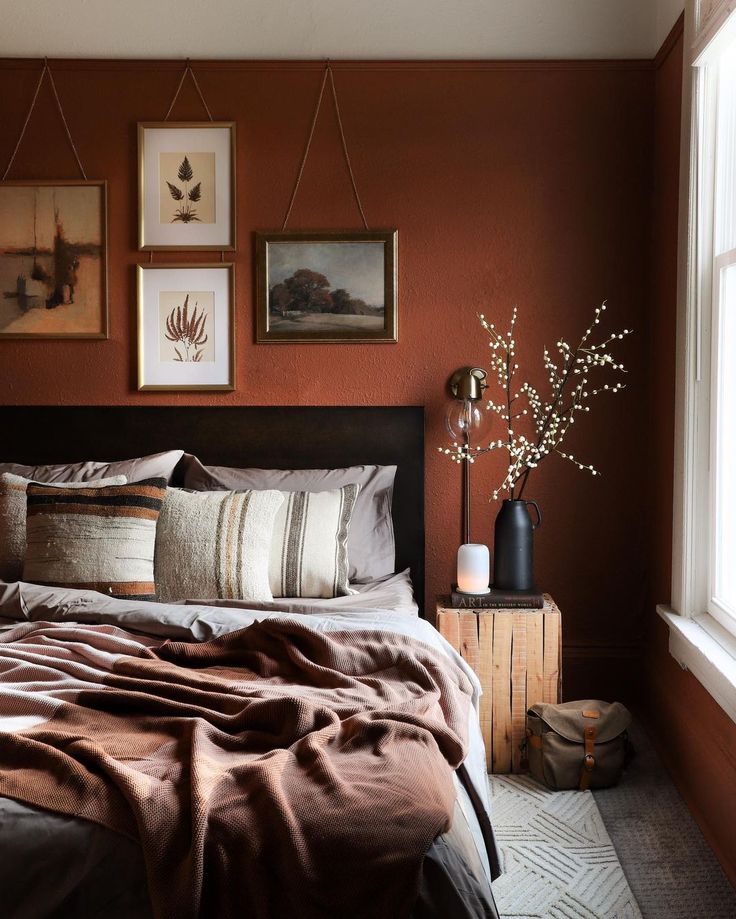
[138,122,235,250]
[256,230,398,343]
[137,263,235,391]
[0,180,107,339]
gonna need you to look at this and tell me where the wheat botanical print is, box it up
[159,291,214,363]
[159,152,215,224]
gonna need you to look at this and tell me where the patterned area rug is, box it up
[489,774,642,919]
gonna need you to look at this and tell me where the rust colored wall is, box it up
[0,58,653,693]
[646,20,736,885]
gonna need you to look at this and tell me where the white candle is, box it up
[456,543,491,594]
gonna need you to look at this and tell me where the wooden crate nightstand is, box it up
[436,595,562,774]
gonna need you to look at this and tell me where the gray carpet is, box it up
[592,722,736,919]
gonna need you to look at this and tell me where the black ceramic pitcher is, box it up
[493,499,542,590]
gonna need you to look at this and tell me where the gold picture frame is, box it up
[256,230,398,343]
[138,122,236,251]
[137,263,235,391]
[0,179,108,339]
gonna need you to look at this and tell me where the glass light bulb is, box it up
[446,399,490,442]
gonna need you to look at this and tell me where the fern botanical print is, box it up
[159,152,215,225]
[159,291,214,363]
[166,156,202,223]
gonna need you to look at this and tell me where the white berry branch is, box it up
[438,302,632,500]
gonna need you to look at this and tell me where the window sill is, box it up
[657,605,736,724]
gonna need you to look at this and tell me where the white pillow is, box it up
[269,484,361,599]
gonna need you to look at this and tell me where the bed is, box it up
[0,405,499,919]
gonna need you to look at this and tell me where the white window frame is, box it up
[660,0,736,724]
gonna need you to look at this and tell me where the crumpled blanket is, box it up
[0,616,473,919]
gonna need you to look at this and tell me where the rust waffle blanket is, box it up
[0,617,473,919]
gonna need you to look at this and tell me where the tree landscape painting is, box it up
[257,231,397,342]
[0,181,106,338]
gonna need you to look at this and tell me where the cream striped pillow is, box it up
[269,484,360,598]
[155,487,284,603]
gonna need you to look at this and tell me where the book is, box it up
[448,586,544,609]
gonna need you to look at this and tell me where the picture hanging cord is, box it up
[164,59,214,121]
[2,58,87,181]
[281,62,369,231]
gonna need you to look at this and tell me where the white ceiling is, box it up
[0,0,684,61]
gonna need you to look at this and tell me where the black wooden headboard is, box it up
[1,405,425,611]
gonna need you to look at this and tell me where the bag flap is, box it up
[527,700,631,743]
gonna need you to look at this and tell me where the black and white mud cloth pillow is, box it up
[0,472,127,582]
[23,478,167,601]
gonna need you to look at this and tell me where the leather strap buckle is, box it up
[579,725,597,790]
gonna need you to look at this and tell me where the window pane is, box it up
[713,263,736,617]
[715,40,736,256]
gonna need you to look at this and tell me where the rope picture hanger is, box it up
[3,59,88,181]
[149,60,215,262]
[164,59,214,122]
[140,59,234,251]
[281,61,369,231]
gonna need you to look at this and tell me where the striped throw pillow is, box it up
[154,487,285,603]
[23,478,167,601]
[0,473,127,582]
[269,484,360,598]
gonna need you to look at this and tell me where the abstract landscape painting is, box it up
[0,181,107,338]
[256,231,397,342]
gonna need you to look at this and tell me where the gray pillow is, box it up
[180,456,396,581]
[0,450,184,484]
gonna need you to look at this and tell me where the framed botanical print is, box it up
[137,263,235,391]
[255,230,398,343]
[0,180,107,339]
[138,122,235,250]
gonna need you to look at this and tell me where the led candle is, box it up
[456,543,490,594]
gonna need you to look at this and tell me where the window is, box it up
[661,3,736,723]
[709,36,736,631]
[692,17,736,637]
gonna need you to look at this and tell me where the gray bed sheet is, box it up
[0,792,496,919]
[0,578,498,919]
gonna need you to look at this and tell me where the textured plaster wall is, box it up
[0,58,652,693]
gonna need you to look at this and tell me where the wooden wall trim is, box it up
[564,642,641,660]
[654,12,686,70]
[0,58,656,74]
